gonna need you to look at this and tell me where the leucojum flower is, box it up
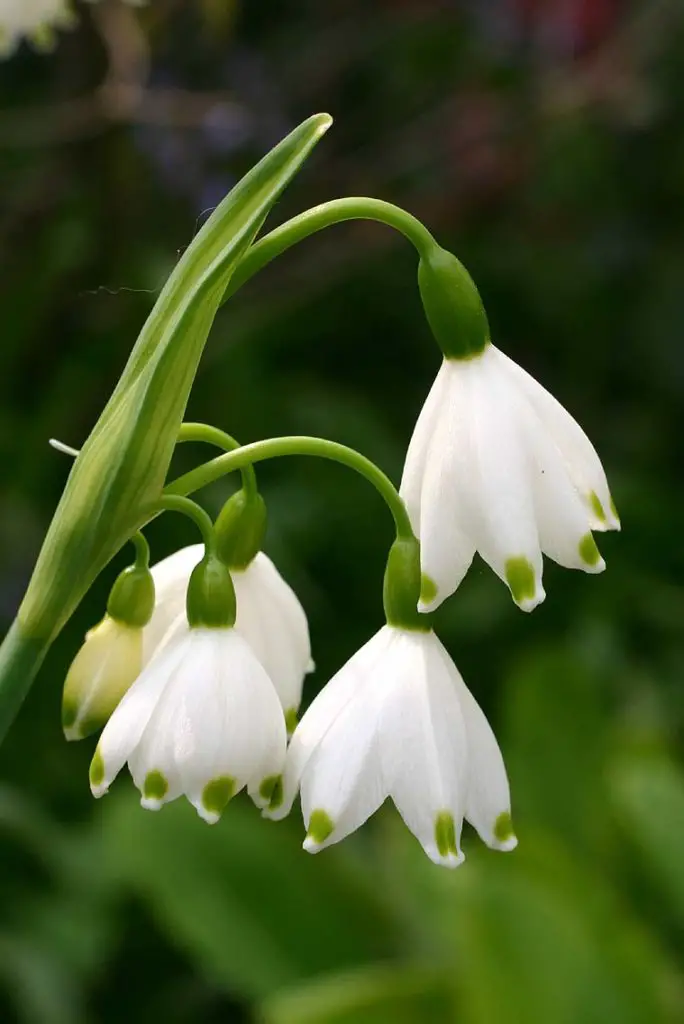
[0,116,621,871]
[271,619,516,866]
[402,245,620,613]
[90,548,288,823]
[0,0,145,56]
[142,544,312,732]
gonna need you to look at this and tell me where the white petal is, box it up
[93,638,187,798]
[494,347,619,531]
[447,661,517,852]
[299,675,386,852]
[415,364,477,611]
[522,408,605,574]
[272,627,393,822]
[167,631,286,822]
[143,544,204,663]
[127,639,204,810]
[249,553,311,671]
[400,360,452,534]
[147,609,187,663]
[380,631,468,867]
[233,553,311,714]
[464,353,545,610]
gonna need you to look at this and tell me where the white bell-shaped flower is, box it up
[0,0,74,55]
[143,544,312,727]
[62,616,142,741]
[400,345,620,613]
[90,625,287,822]
[270,625,516,868]
[0,0,146,57]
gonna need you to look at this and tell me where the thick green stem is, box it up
[223,198,438,300]
[177,422,258,498]
[164,435,414,541]
[0,622,50,745]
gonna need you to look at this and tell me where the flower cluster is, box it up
[62,324,617,868]
[39,130,619,870]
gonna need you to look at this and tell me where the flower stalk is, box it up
[165,435,415,542]
[223,197,438,301]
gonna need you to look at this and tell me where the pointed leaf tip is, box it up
[311,112,333,135]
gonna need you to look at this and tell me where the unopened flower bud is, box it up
[62,560,155,741]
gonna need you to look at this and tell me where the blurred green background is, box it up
[1,0,684,1021]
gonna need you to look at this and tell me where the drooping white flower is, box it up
[400,345,620,613]
[270,625,516,868]
[62,615,142,741]
[0,0,75,55]
[90,625,287,822]
[143,544,312,727]
[0,0,146,57]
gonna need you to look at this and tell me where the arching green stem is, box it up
[177,422,258,498]
[223,198,438,300]
[130,531,150,569]
[164,435,414,541]
[152,495,217,554]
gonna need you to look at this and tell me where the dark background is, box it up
[1,0,684,1021]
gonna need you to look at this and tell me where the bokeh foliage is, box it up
[1,1,684,1021]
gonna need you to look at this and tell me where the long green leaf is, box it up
[0,113,331,741]
[20,112,331,642]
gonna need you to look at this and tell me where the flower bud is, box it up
[62,617,143,742]
[61,560,155,740]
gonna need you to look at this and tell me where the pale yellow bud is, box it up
[62,617,142,741]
